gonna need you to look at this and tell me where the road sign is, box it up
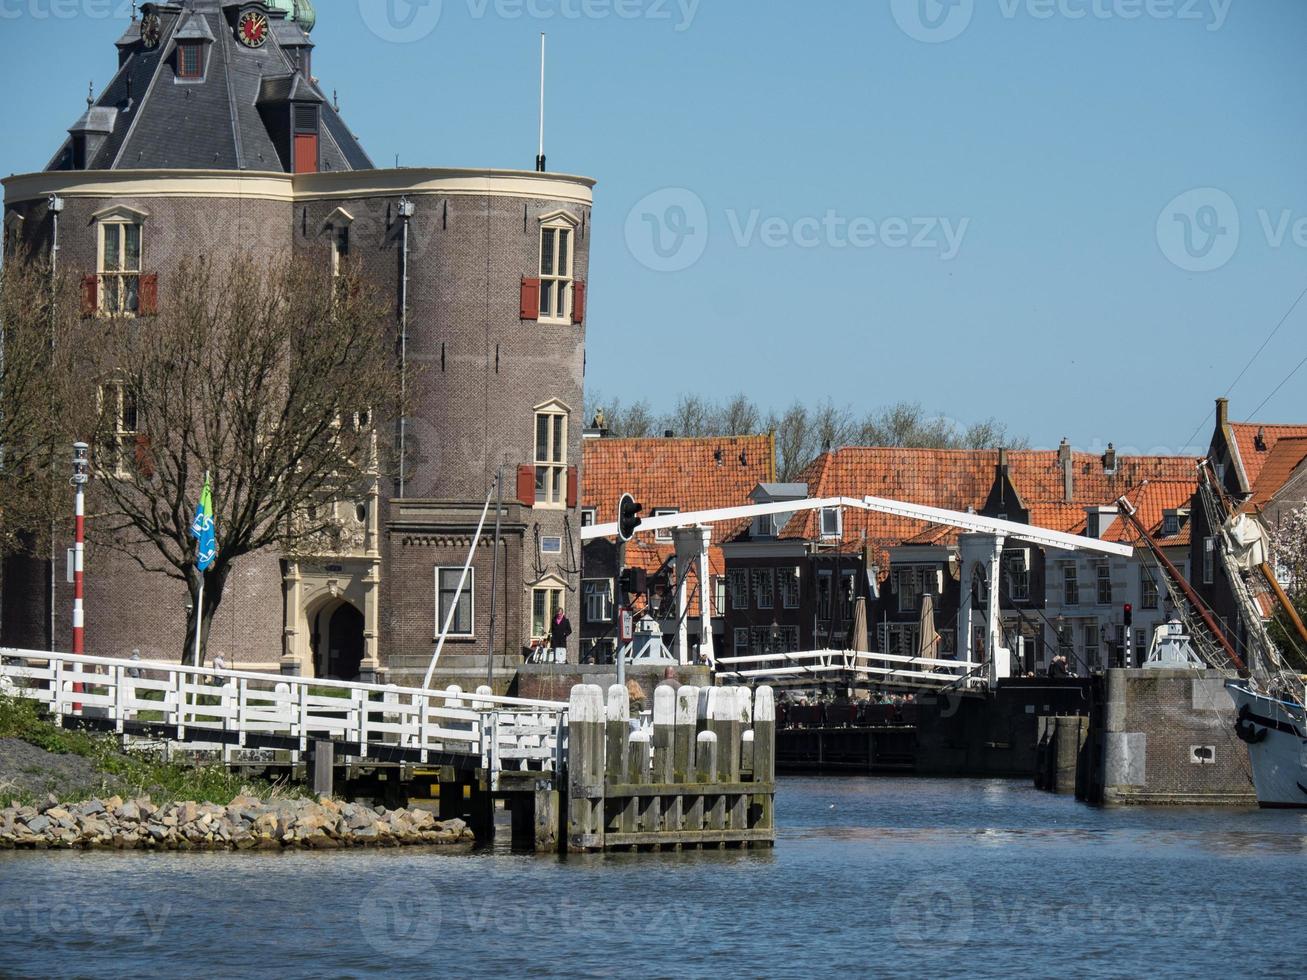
[619,606,634,644]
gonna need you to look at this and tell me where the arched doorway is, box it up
[311,600,365,680]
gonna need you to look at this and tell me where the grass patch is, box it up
[0,695,305,809]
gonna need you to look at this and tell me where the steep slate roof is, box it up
[582,435,775,613]
[47,1,370,173]
[1231,426,1307,504]
[783,447,1199,571]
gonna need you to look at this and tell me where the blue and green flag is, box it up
[190,474,217,572]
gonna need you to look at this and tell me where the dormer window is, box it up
[293,103,320,174]
[177,42,204,80]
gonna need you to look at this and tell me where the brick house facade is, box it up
[1,2,594,691]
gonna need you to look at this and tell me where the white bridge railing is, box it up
[715,649,982,690]
[0,648,568,775]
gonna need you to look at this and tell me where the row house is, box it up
[720,443,1200,675]
[579,432,775,664]
[1193,398,1307,655]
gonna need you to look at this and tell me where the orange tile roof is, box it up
[1243,436,1307,511]
[622,542,726,618]
[582,435,775,611]
[783,447,1200,571]
[1100,480,1196,547]
[1229,422,1307,491]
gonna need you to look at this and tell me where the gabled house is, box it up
[721,443,1199,674]
[1193,398,1307,648]
[579,432,775,663]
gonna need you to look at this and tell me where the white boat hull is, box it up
[1227,682,1307,808]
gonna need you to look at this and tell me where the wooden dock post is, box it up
[566,685,606,853]
[697,730,724,837]
[312,740,334,798]
[753,686,776,833]
[606,684,631,837]
[630,730,657,838]
[674,686,698,783]
[652,686,675,784]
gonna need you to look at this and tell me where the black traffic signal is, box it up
[1123,603,1134,627]
[618,493,643,542]
[619,567,648,598]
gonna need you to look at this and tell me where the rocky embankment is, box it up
[0,794,472,851]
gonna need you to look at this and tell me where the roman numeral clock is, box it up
[237,7,270,48]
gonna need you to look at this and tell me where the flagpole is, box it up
[192,470,210,667]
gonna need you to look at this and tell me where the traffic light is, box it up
[619,567,648,598]
[618,493,643,542]
[1123,603,1134,628]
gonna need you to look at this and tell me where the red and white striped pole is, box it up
[71,443,90,658]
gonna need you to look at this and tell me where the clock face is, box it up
[237,9,270,48]
[140,13,162,49]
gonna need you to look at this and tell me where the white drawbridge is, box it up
[583,495,1132,690]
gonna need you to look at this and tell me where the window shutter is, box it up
[80,275,98,317]
[520,277,541,321]
[571,280,586,324]
[566,465,579,509]
[134,434,155,479]
[138,273,159,316]
[516,464,535,507]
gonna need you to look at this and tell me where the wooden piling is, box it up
[312,740,334,798]
[753,686,776,833]
[566,684,606,852]
[674,685,699,783]
[607,684,634,837]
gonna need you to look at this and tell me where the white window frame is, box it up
[1203,537,1215,585]
[540,535,564,556]
[1063,563,1079,606]
[97,380,138,478]
[435,566,475,639]
[820,507,842,541]
[582,578,614,624]
[580,508,597,528]
[327,208,354,298]
[653,508,679,543]
[95,207,147,317]
[538,212,578,324]
[779,567,800,610]
[713,576,727,617]
[754,513,775,538]
[728,569,748,611]
[733,628,749,657]
[1096,563,1113,606]
[531,579,567,642]
[1140,566,1159,610]
[533,401,569,509]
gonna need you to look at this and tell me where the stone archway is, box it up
[311,599,365,681]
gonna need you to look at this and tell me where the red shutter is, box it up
[520,277,541,320]
[293,133,319,174]
[566,466,578,509]
[134,434,155,479]
[80,275,98,317]
[516,464,536,508]
[138,273,159,316]
[571,280,586,324]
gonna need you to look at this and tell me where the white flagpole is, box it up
[536,33,547,171]
[192,471,209,667]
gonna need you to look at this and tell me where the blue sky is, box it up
[3,0,1305,454]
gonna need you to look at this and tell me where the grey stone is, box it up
[24,815,51,834]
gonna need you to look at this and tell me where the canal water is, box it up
[3,777,1306,977]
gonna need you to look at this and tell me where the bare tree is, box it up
[81,257,402,664]
[584,394,657,438]
[0,258,79,555]
[664,394,714,438]
[718,393,761,436]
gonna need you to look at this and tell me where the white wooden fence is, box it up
[715,649,981,690]
[0,648,567,775]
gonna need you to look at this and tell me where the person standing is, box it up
[550,607,573,664]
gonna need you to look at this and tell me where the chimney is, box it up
[664,430,675,439]
[1215,397,1229,428]
[1058,439,1074,502]
[1102,443,1117,474]
[1255,427,1267,452]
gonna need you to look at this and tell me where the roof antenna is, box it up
[536,33,547,172]
[333,89,339,112]
[87,81,94,108]
[131,0,138,20]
